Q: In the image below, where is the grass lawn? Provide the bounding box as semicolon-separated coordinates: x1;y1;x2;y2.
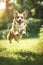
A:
0;38;43;65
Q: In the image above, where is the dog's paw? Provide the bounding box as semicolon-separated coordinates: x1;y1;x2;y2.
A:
10;41;12;43
22;31;26;35
14;31;19;36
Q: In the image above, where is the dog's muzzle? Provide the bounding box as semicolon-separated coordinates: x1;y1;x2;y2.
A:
18;19;22;25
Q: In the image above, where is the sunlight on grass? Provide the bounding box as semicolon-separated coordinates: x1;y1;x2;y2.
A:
0;38;43;65
0;38;39;53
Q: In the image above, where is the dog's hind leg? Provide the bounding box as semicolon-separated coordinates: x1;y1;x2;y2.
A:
7;32;12;43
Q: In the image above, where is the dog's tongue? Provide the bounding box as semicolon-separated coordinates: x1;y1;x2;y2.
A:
19;21;21;25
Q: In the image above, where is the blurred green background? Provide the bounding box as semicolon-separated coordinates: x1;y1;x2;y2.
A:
0;0;43;65
0;0;43;39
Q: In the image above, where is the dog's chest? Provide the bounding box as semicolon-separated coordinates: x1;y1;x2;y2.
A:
18;23;24;32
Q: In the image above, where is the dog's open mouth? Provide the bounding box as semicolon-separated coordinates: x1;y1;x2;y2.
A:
18;20;22;25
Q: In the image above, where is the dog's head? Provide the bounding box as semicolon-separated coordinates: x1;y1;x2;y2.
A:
13;9;28;25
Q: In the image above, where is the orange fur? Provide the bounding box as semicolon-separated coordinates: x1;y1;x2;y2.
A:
7;9;28;43
7;28;22;43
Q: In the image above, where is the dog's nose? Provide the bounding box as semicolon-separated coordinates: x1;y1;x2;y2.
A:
18;19;22;25
19;19;21;22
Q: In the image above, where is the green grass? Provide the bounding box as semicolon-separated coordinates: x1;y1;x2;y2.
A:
0;38;43;65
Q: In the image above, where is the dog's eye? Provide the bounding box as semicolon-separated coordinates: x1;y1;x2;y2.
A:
17;16;19;18
21;17;23;19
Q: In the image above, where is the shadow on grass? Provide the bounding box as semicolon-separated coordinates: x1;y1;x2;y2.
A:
0;51;43;65
0;48;7;52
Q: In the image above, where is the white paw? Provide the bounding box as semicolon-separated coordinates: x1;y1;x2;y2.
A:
14;31;19;35
22;31;26;35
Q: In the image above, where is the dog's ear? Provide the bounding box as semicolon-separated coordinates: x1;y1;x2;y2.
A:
22;10;28;19
13;9;18;17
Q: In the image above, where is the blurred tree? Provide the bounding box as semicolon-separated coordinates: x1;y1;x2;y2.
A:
16;0;43;19
4;0;10;17
0;0;11;18
26;18;41;37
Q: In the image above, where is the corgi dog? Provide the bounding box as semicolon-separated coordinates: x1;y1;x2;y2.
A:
7;9;28;43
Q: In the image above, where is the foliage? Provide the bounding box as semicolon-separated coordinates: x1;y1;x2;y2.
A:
26;18;41;37
0;13;13;30
39;25;43;41
0;31;3;39
0;30;8;39
0;18;8;30
16;0;43;18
